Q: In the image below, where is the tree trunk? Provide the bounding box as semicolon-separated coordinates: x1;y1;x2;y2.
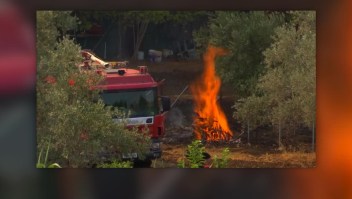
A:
312;120;315;151
247;120;250;145
132;25;136;57
117;20;122;58
293;123;296;136
104;42;107;59
278;120;281;148
132;21;149;60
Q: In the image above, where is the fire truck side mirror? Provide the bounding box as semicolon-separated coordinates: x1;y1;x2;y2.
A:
161;96;171;112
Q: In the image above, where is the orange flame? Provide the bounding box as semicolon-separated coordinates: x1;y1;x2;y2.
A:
190;46;233;141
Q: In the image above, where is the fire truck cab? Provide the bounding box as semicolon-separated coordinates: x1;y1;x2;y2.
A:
81;50;170;161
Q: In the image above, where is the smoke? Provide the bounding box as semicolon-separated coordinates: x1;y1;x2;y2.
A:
165;107;185;128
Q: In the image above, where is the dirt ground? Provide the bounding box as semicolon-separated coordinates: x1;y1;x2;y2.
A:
153;143;316;168
129;59;316;168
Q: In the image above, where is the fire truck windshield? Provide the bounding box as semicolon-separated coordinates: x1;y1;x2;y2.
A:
100;88;159;117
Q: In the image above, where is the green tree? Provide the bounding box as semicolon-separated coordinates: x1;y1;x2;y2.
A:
36;11;150;167
234;11;316;148
193;11;285;98
234;94;270;144
262;11;315;147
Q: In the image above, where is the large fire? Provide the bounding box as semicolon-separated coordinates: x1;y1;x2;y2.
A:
190;46;233;141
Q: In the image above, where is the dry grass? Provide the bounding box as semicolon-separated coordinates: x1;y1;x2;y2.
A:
153;143;316;168
228;151;316;168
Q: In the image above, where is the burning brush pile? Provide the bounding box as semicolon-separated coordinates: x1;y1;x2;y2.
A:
190;46;234;142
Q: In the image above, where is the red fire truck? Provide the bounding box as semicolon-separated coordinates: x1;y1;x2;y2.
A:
80;50;170;162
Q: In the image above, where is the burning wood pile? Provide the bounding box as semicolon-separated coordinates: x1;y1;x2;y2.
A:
190;46;234;142
193;116;233;142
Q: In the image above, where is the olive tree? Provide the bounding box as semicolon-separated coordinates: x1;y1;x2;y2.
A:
36;11;150;167
262;11;316;148
194;11;285;98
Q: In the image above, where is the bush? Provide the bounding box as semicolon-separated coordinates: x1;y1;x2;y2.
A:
37;140;61;168
212;147;230;168
97;160;133;168
177;140;208;168
36;11;151;168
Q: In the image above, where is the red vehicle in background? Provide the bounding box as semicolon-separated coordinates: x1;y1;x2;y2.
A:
80;50;170;162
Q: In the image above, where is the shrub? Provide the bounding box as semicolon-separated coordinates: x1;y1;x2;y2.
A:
178;140;208;168
97;160;133;168
212;147;230;168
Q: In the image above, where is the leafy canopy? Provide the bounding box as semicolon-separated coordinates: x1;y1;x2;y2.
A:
36;11;150;168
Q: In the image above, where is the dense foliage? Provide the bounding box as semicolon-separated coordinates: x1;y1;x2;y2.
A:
194;11;285;97
36;11;150;168
234;11;316;147
177;140;206;168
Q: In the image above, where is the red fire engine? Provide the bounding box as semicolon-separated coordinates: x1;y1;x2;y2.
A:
80;50;170;161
